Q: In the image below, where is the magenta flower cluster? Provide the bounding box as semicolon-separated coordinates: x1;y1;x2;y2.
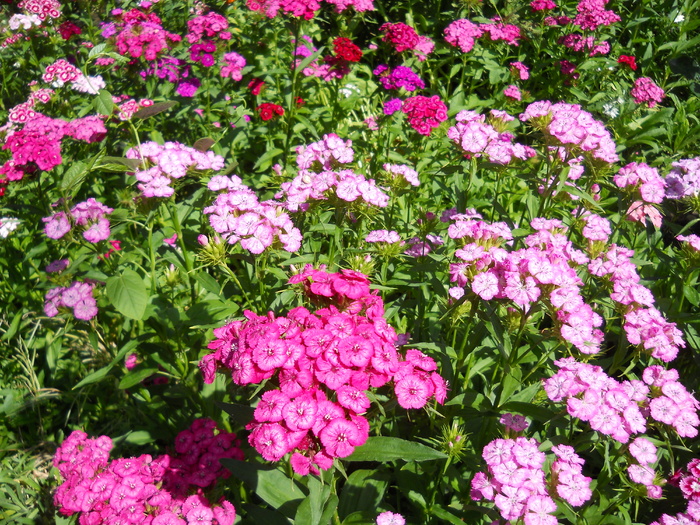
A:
199;268;446;474
559;34;610;57
44;281;98;321
631;77;666;108
1;114;106;180
125;141;225;198
373;65;425;92
471;436;592;523
112;9;182;60
651;459;700;524
665;157;700;199
447;109;536;164
277;134;389;211
53;419;241;524
574;0;621;30
520;100;619;163
43;197;113;243
545;358;700;441
614;162;665;228
205;174;302;254
246;0;373;20
220;52;246;81
185;12;231;44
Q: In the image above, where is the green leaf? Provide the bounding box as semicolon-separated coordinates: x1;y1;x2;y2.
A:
94;89;114;116
106;269;150;320
72;336;149;390
215;401;256;425
220;459;305;517
338;469;389;520
118;367;158;390
345;437;446;462
100;156;142;170
60;160;88;194
133;101;177;119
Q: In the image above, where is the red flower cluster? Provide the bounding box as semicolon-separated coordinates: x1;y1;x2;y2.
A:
401;95;448;136
258;102;285;121
617;55;638;70
248;78;265;95
333;37;362;62
57;21;82;40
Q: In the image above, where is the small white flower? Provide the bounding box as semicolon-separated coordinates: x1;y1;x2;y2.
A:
0;218;20;238
339;83;360;98
602;102;620;118
674;13;685;23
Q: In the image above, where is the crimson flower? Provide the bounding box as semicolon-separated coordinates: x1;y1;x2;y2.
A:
258;103;285;121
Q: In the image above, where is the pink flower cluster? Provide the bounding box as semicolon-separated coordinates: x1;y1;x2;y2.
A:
115;97;154;120
520;100;619;163
444;18;521;54
199;268;446;474
17;0;61;20
185;12;231;44
380;22;434;61
277;134;389;211
651;459;700;524
471;437;592;522
365;230;401;243
444;19;483;53
43;198;113;243
373;65;425;92
545;359;700;441
678;234;700;252
480;19;522;46
448;110;535;165
404;234;443;257
112;10;182;60
531;0;557;10
44;281;98;321
665;157;700;199
1;115;106;180
589;244;685;361
323;0;374;12
42;58;82;86
204;174;302;254
52;419;241;524
383;163;420;187
614;162;665;228
125;141;225;198
220;52;246;81
626;437;662;498
574;0;621;30
401;95;448;136
8;88;54;123
631;77;666;108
